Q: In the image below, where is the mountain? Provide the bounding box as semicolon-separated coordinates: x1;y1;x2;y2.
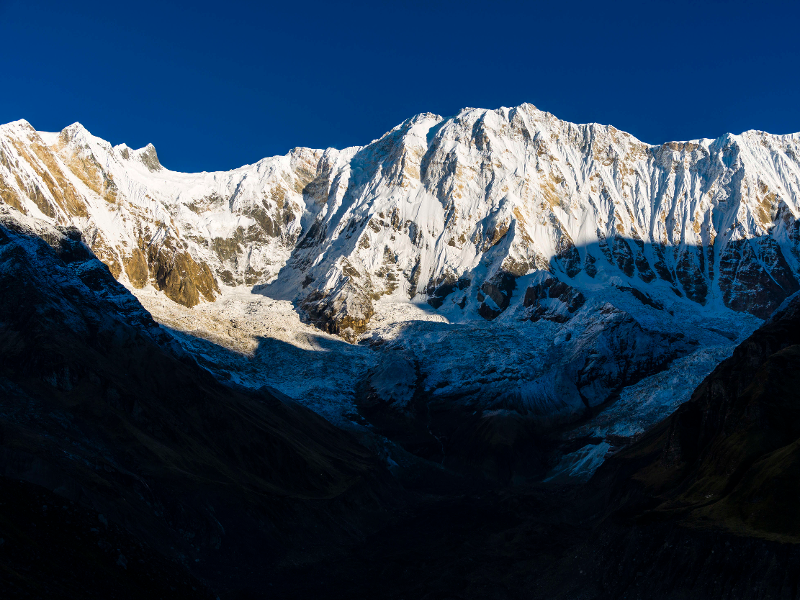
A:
4;106;800;597
3;106;800;328
1;106;799;481
0;212;394;596
525;289;800;600
596;289;800;541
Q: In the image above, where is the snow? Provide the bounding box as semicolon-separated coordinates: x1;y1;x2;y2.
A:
131;285;377;430
6;105;800;317
37;131;59;145
545;442;611;483
574;347;738;440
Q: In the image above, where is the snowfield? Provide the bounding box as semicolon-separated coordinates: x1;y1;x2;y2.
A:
133;285;377;430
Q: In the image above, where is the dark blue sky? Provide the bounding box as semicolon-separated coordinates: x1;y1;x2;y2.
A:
2;0;798;172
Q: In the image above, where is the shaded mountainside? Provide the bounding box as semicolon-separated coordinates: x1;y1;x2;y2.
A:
594;290;800;541
0;217;396;597
258;292;800;600
355;295;699;483
512;289;800;600
0;478;214;600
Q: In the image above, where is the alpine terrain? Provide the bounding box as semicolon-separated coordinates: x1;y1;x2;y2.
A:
2;104;800;598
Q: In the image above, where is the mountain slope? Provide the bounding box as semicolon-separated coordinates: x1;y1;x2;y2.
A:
0;211;394;595
595;289;800;540
257;291;800;600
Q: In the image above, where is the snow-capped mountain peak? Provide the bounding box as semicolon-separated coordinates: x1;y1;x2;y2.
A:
1;105;799;337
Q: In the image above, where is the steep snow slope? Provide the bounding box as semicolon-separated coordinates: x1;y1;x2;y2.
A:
263;106;800;336
1;105;798;479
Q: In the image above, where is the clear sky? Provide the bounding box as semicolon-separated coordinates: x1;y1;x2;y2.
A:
1;0;798;172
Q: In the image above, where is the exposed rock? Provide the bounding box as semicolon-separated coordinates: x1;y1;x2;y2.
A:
651;245;674;283
426;279;456;309
138;144;162;172
612;237;635;277
584;252;598;277
477;302;501;320
300;286;374;342
123;248;149;288
631;239;656;282
597;232;614;265
211;235;241;264
675;246;708;305
86;231;122;279
718;237;798;318
148;246;219;308
615;285;665;310
478;271;517;319
554;232;582;278
523;274;586;323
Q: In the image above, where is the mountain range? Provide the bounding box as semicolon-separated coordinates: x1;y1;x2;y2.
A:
2;106;800;598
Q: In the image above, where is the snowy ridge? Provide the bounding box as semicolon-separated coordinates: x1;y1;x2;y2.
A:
2;105;799;331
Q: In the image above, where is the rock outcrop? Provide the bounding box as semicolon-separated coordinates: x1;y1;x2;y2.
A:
522;274;586;322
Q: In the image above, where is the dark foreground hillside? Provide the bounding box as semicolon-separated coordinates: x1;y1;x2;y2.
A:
0;219;396;597
2;217;800;599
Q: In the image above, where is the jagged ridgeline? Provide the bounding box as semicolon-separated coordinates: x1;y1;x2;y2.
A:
2;104;800;339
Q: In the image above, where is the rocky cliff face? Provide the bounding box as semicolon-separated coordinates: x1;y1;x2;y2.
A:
1;105;799;331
